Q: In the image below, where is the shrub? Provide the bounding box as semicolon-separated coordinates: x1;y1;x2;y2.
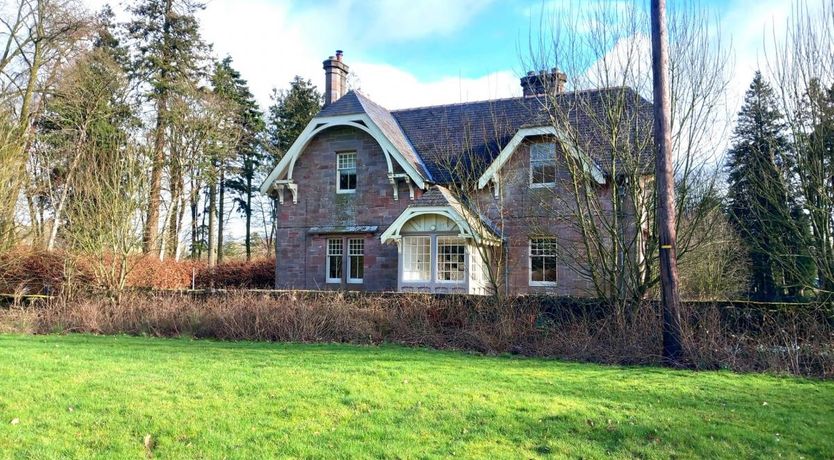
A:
13;291;832;378
128;256;199;290
0;248;93;298
194;258;274;289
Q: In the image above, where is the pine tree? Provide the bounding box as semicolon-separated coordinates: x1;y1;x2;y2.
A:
211;57;264;261
726;72;814;300
265;76;322;157
126;0;209;255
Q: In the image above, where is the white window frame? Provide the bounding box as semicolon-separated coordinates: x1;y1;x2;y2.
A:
336;151;357;194
402;236;432;282
436;237;466;283
326;238;343;283
529;237;558;286
347;238;364;284
529;142;558;188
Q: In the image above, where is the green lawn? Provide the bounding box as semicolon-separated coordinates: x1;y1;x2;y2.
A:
0;335;831;459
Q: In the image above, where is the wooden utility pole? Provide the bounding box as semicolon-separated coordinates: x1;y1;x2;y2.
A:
650;0;684;365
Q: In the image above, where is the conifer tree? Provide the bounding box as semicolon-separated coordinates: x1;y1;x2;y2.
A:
211;57;264;261
726;72;814;300
265;76;322;157
126;0;208;255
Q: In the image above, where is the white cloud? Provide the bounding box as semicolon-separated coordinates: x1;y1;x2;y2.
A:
348;63;518;109
79;0;512;112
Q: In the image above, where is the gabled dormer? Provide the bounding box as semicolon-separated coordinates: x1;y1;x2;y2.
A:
260;51;431;205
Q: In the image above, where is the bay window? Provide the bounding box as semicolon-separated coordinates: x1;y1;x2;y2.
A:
401;235;467;285
437;237;465;282
402;236;431;281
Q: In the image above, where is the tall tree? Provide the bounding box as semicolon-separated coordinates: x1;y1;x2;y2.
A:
213;57;264;261
126;0;208;255
802;81;834;295
265;76;321;157
766;1;834;299
726;72;813;300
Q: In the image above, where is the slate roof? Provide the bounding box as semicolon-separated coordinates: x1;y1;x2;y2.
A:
319;91;432;181
316;87;653;185
408;187;455;208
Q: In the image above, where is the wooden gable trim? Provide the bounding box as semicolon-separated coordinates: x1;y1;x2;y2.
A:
259;113;428;199
476;126;606;192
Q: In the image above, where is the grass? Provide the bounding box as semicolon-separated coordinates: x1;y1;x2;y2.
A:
0;335;832;459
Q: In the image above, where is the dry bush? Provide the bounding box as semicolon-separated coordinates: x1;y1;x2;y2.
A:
6;291;830;378
0;247;278;295
683;302;834;377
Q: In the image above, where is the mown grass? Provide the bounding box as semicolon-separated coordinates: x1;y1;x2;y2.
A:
0;334;831;459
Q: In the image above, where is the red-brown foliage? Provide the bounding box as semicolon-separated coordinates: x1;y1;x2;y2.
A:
194;258;274;289
128;256;201;290
0;248;93;296
1;247;276;292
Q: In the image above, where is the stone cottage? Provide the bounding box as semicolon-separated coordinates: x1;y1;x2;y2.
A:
261;51;653;296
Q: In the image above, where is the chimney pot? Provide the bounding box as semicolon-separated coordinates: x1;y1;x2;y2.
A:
521;68;568;97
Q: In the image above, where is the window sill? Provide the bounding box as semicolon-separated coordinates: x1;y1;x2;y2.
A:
529;183;556;189
336;190;356;194
529;281;558;287
347;279;363;284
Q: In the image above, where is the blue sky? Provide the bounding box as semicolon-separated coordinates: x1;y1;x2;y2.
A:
84;0;815;112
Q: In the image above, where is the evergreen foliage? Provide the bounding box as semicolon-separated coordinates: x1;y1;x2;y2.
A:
725;72;815;300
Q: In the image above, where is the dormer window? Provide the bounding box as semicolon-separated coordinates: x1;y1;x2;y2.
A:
530;142;558;187
337;152;357;193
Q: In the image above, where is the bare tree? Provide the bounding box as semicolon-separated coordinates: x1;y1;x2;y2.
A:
63;138;146;302
767;0;834;298
0;0;89;251
521;1;731;311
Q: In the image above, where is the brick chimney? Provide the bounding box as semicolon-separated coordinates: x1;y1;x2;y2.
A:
520;69;567;97
323;50;349;107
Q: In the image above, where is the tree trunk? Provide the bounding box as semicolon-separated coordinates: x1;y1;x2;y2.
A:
245;174;252;261
166;160;183;260
651;0;684;366
207;178;217;267
142;0;173;255
217;167;225;264
46;132;87;250
190;190;198;259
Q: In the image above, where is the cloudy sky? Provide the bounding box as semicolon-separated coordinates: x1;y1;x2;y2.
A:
81;0;816;113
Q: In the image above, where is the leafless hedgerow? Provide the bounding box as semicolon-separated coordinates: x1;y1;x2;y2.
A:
7;291;830;378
